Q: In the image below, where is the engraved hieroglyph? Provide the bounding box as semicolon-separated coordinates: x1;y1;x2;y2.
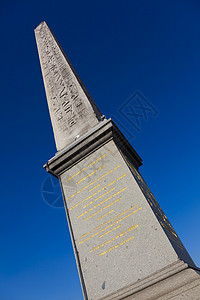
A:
35;22;102;151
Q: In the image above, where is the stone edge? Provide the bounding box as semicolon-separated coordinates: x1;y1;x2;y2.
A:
99;260;189;300
44;118;142;176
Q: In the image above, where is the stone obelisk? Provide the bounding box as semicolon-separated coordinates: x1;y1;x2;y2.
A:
35;22;200;300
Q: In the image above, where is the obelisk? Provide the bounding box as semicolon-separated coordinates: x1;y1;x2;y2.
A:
35;22;200;300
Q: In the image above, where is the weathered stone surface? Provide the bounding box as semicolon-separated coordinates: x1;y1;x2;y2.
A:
35;21;102;151
110;266;200;300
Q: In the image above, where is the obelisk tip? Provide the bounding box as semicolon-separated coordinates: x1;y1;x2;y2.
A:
34;21;48;32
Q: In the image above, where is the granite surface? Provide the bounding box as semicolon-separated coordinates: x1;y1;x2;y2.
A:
35;22;102;151
60;140;193;300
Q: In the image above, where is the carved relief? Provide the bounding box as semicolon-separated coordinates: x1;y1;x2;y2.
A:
36;24;87;134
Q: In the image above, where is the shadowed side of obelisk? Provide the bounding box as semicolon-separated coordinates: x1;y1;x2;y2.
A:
35;21;102;151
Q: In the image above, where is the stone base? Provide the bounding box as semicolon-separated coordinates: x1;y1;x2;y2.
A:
100;261;200;300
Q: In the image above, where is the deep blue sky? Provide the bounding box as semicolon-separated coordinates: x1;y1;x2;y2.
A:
1;0;200;299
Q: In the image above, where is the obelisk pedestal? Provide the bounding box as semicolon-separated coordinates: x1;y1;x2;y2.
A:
35;22;200;300
44;118;200;300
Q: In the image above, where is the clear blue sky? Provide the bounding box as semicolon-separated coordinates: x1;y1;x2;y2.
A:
1;0;200;299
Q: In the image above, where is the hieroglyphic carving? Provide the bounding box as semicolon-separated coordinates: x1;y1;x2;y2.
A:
36;23;87;134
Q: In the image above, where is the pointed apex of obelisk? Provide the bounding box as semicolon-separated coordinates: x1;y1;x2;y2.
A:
34;20;46;30
35;22;103;151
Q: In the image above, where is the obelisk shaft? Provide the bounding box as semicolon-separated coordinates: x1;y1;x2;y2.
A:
35;22;102;151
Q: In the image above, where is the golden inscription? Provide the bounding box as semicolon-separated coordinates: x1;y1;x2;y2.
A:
78;206;141;245
96;210;114;221
76;188;127;219
64;148;143;259
120;150;185;252
65;153;107;182
99;235;135;257
69;173;126;211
